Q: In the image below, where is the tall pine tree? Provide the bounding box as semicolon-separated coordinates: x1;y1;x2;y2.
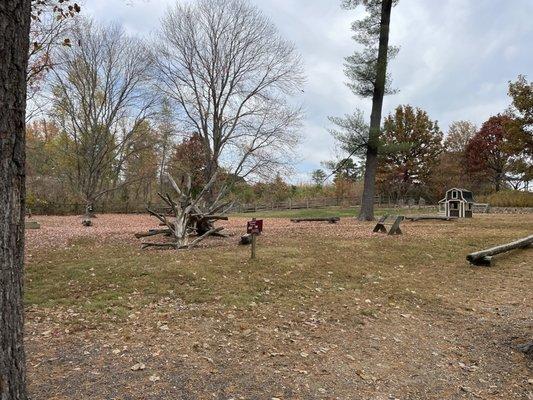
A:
337;0;398;220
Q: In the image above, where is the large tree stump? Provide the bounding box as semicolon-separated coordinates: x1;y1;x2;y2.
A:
137;173;231;250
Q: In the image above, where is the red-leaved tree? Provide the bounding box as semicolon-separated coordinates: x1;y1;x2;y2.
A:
465;115;517;192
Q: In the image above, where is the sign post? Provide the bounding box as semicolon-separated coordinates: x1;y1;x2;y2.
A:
246;218;263;260
251;232;257;259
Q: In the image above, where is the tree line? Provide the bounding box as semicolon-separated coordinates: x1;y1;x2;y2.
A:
314;80;532;204
25;0;304;214
27;76;532;213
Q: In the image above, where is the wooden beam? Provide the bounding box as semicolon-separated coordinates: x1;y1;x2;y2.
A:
466;235;533;266
290;217;340;223
405;215;457;221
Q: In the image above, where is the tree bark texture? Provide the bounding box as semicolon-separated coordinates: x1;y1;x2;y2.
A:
0;1;31;399
358;0;393;221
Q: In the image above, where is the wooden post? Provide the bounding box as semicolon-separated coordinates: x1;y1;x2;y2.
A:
251;232;257;259
250;217;257;259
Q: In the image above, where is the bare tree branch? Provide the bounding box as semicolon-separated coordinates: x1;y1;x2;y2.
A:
48;19;155;215
154;0;304;199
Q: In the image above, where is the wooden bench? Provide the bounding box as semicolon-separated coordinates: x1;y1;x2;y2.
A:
372;214;404;235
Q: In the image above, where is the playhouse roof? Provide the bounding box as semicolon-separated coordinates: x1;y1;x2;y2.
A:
439;188;475;203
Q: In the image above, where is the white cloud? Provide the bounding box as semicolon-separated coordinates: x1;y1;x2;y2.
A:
81;0;533;182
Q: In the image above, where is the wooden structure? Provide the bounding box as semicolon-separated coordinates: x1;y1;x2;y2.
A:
290;217;340;224
247;219;263;259
466;234;533;266
136;173;230;250
373;215;404;235
240;234;252;245
405;215;457;221
438;188;475;218
81;218;92;227
25;220;40;229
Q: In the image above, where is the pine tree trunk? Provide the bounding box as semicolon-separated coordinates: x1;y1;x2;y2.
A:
358;0;393;221
0;1;31;399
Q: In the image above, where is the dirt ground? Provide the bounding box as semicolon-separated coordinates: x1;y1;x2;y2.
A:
24;213;533;399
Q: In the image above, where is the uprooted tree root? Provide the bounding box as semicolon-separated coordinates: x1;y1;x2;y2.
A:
136;173;231;250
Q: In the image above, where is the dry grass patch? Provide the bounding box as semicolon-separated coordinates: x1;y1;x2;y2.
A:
24;213;533;399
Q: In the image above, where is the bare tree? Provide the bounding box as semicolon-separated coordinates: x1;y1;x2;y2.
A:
26;1;80;111
49;20;154;218
1;1;31;398
154;0;304;201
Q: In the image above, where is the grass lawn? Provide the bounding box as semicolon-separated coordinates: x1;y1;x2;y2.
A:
24;212;533;399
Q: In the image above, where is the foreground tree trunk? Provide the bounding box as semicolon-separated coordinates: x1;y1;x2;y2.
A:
0;1;32;399
358;0;393;221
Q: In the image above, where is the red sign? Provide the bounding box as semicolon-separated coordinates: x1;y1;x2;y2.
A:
247;219;263;234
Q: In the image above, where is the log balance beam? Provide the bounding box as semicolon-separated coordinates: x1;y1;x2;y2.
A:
466;234;533;266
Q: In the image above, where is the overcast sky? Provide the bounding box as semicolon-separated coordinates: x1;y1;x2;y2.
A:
83;0;533;183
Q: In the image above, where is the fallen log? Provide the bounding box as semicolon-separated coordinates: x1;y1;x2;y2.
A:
466;234;533;266
135;228;172;239
405;215;457;221
290;217;340;224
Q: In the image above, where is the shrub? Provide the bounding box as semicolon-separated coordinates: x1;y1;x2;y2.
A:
477;190;533;207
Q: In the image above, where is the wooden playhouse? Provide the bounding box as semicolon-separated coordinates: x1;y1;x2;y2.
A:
438;188;475;218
